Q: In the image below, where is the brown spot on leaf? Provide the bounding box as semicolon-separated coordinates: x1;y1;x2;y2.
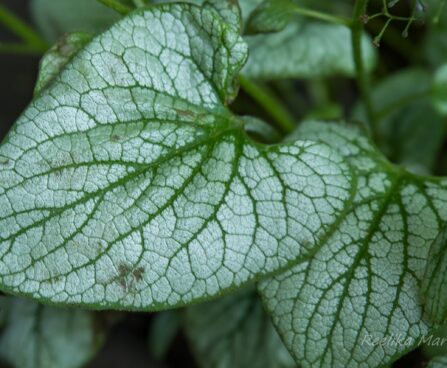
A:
118;263;131;276
43;157;70;178
45;274;63;284
118;278;126;289
133;267;145;281
54;35;78;57
111;134;121;142
301;240;312;250
116;264;144;291
117;264;131;289
174;108;195;117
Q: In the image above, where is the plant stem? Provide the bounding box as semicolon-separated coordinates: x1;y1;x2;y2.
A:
366;17;417;60
351;0;378;140
433;0;446;24
0;4;48;53
97;0;132;15
239;76;296;134
291;5;352;27
0;42;45;55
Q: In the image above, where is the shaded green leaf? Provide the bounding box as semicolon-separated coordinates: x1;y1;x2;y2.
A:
433;64;447;116
31;0;121;42
422;325;447;359
425;0;447;67
0;296;8;327
246;0;296;34
380;103;445;175
184;288;296;368
0;298;102;368
423;224;447;324
242;22;376;80
0;4;352;310
353;68;446;175
148;310;181;361
427;355;447;368
238;0;264;24
359;69;433;118
259;121;447;368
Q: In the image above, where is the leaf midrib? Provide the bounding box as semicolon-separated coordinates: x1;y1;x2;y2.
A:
312;173;402;364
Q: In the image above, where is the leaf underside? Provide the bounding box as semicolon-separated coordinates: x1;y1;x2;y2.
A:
184;288;296;368
423;224;447;324
428;355;447;368
353;68;446;175
259;122;447;368
0;297;99;368
0;4;352;311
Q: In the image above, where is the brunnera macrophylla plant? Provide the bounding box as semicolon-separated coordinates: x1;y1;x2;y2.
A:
0;0;446;367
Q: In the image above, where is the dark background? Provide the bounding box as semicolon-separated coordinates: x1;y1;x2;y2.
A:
0;1;442;367
0;1;39;140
